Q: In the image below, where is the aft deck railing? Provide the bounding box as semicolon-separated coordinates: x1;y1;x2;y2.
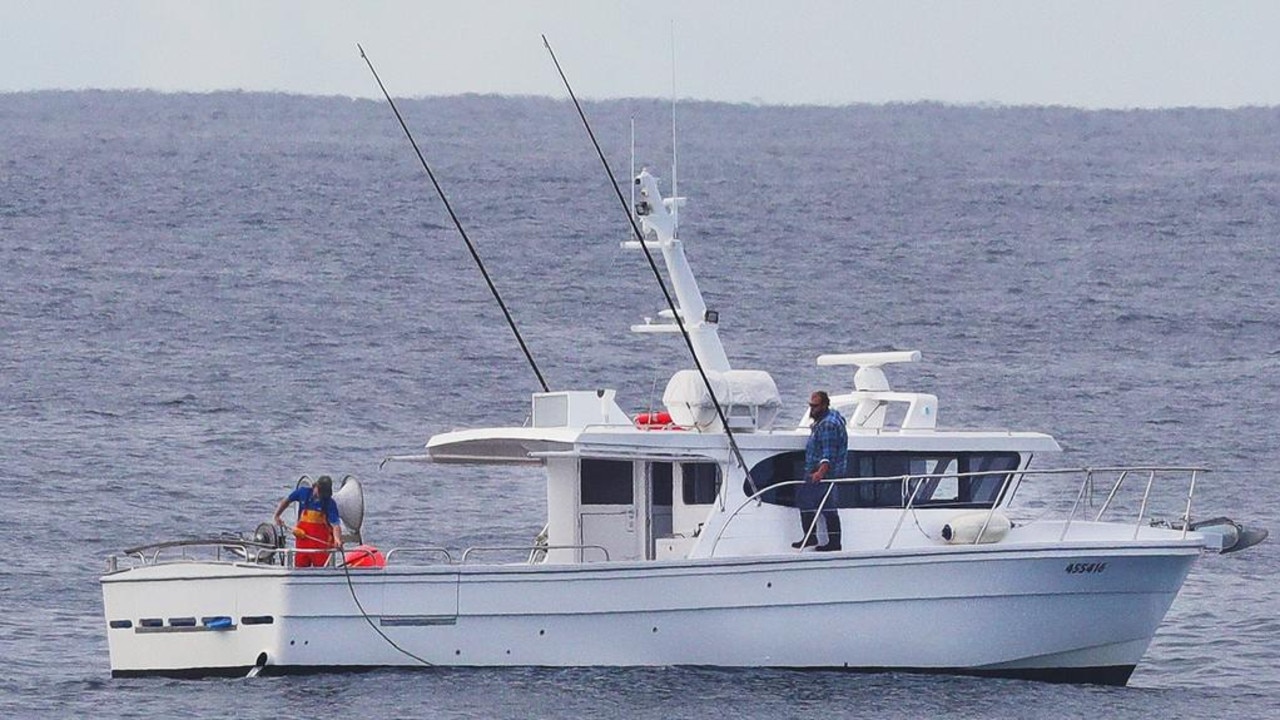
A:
108;539;610;571
709;465;1209;556
382;547;455;564
117;537;283;568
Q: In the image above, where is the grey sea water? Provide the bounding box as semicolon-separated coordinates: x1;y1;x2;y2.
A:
1;91;1278;718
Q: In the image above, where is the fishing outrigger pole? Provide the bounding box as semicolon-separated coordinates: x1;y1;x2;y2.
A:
358;44;550;393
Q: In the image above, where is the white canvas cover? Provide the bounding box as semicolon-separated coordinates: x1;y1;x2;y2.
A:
663;369;782;430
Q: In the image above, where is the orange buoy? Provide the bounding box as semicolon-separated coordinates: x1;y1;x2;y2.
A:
343;545;386;568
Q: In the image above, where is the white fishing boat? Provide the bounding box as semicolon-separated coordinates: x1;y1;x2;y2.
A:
100;164;1266;684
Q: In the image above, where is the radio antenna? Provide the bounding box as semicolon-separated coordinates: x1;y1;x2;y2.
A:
630;117;637;225
670;22;679;237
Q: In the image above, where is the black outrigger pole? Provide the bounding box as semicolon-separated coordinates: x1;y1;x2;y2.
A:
358;44;550;393
541;36;758;495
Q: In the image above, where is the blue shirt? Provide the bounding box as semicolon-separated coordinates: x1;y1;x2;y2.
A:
805;408;848;476
287;486;340;525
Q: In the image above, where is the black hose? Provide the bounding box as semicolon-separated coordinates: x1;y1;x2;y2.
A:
339;549;436;667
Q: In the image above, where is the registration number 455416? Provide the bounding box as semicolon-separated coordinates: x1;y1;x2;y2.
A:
1065;562;1108;574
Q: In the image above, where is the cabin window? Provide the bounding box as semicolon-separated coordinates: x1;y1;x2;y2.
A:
904;456;960;504
580;459;634;505
966;453;1022;504
745;453;805;506
746;451;1021;509
651;462;673;507
682;463;721;505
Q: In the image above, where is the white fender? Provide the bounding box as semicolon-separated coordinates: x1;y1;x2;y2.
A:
941;510;1011;544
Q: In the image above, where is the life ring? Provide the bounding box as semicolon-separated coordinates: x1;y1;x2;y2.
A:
635;411;682;430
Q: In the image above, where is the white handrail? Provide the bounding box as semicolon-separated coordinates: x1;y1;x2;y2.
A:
111;466;1210;570
460;545;610;564
382;547;454;564
711;465;1209;556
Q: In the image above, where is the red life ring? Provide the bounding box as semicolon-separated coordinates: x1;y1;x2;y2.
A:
635;411;681;429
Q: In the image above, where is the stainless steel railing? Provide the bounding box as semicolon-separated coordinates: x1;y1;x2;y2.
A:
109;539;611;570
108;465;1208;572
709;465;1208;556
461;545;610;564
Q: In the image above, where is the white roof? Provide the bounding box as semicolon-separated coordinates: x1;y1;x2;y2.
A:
424;422;1060;466
426;426;580;465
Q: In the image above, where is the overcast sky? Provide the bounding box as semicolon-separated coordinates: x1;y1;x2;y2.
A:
5;0;1279;108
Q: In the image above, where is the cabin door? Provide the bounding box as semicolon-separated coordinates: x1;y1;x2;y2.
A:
579;511;635;562
578;459;639;562
647;462;674;560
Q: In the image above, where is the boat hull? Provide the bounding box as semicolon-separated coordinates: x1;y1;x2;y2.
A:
101;542;1199;684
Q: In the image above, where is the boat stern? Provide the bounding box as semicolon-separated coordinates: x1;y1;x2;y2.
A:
101;562;287;678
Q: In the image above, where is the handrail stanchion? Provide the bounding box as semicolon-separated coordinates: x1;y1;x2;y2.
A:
1059;468;1093;542
528;523;550;564
1094;470;1129;522
975;470;1016;544
799;482;836;549
1001;468;1029;507
886;475;923;549
1182;469;1199;540
1133;469;1157;540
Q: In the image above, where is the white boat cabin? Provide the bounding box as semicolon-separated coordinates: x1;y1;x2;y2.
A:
425;365;1060;565
423;168;1059;565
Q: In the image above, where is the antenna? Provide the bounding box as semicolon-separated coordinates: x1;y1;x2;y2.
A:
670;21;678;238
630;116;636;225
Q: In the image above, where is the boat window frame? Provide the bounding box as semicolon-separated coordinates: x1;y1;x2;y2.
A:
745;450;1023;509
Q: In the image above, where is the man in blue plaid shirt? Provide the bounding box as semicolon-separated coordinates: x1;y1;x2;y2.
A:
792;390;846;551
